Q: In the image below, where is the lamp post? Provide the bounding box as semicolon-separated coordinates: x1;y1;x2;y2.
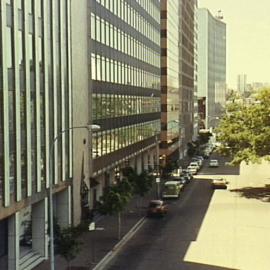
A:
49;124;100;270
155;132;160;199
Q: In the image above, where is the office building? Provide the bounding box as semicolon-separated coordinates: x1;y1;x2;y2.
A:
197;8;226;128
237;74;247;93
0;1;90;269
160;0;197;164
90;0;161;207
179;0;197;155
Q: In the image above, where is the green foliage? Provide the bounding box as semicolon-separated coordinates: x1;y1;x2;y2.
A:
123;167;153;197
97;179;133;215
56;226;82;266
198;132;212;145
216;88;270;164
97;167;154;215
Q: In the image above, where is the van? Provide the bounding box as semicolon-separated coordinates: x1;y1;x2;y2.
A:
162;181;182;199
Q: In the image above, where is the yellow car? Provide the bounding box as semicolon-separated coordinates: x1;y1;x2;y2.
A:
212;178;228;189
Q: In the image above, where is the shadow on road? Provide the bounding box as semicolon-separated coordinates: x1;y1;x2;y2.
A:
230;184;270;202
107;178;238;270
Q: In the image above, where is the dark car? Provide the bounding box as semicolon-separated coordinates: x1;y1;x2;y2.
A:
147;200;168;217
181;170;193;181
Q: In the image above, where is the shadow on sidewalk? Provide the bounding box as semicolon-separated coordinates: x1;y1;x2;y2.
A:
230;184;270;202
35;189;157;270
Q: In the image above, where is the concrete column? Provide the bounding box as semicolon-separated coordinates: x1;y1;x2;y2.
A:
32;198;48;258
149;150;155;170
136;154;142;175
96;175;104;201
129;157;136;170
71;0;90;226
56;187;71;228
8;213;19;270
143;152;148;171
109;169;115;185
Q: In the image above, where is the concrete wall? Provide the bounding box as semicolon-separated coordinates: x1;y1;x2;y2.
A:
240;160;270;186
70;0;91;225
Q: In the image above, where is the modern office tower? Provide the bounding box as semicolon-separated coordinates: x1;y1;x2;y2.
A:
197;8;226;129
0;1;89;269
179;0;197;156
90;0;161;207
160;0;197;164
193;1;199;140
237;74;247;93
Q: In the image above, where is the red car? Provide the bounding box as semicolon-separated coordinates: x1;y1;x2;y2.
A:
147;200;168;217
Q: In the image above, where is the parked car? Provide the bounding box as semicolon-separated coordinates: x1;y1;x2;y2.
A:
170;167;183;177
191;158;202;167
212;178;228;189
169;176;188;188
209;159;219;167
189;162;200;171
162;181;182;199
181;170;193;181
147;200;168;217
194;155;204;161
187;166;197;175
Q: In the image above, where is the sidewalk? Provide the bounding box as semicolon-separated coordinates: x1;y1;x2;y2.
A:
35;189;156;270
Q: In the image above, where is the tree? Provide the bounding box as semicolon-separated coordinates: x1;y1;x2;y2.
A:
97;179;133;239
216;88;270;164
122;167;153;197
56;227;82;270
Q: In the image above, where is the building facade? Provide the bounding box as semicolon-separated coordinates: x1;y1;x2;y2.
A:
179;0;197;155
89;0;161;207
197;8;226;129
237;74;247;93
0;1;90;269
160;0;197;164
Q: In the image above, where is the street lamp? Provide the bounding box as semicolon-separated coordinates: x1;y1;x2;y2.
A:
155;132;160;199
49;124;100;270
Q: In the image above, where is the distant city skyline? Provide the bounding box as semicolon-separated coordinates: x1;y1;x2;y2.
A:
199;0;270;89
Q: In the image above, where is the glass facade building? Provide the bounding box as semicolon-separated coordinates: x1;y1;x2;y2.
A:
90;0;161;176
197;8;226;128
179;0;197;154
0;1;74;269
160;0;197;163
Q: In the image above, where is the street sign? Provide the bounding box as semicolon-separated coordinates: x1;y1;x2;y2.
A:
88;222;96;231
156;177;160;183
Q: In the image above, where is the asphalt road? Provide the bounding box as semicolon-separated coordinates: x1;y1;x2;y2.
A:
105;155;238;270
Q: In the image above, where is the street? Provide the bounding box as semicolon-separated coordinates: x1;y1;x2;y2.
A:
105;154;270;270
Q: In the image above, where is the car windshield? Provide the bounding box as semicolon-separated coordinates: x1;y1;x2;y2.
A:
149;202;161;207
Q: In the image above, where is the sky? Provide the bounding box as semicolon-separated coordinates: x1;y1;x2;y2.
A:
199;0;270;89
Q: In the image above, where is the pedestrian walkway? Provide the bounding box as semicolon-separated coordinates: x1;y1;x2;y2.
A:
35;189;156;270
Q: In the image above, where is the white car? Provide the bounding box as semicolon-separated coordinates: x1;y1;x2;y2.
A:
209;159;219;167
191;158;202;167
189;162;200;170
187;166;197;175
212;178;228;189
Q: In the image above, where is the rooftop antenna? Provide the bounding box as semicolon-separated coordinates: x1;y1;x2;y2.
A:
216;10;224;20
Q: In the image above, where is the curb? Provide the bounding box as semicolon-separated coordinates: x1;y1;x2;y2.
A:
92;216;146;270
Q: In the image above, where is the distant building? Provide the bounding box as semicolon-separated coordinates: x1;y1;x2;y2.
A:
237;74;247;93
160;0;197;164
197;8;226;128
